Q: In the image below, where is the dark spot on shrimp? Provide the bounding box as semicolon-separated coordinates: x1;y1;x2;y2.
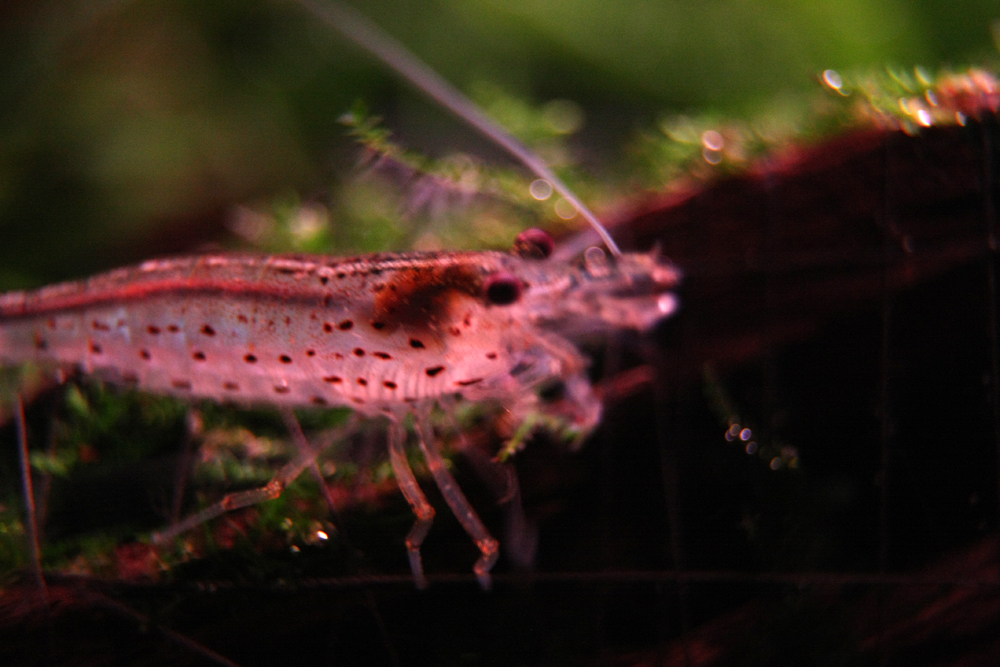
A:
383;380;397;389
193;351;206;361
354;348;365;357
140;349;151;360
351;398;365;405
323;375;343;384
373;352;392;360
223;381;239;391
274;385;290;394
486;352;498;360
201;324;216;336
244;354;258;363
147;325;161;335
92;320;110;331
456;378;483;387
338;320;354;330
172;379;192;390
425;366;445;377
33;333;47;350
167;325;180;333
448;326;461;336
334;352;344;360
319;276;329;285
89;342;102;354
371;321;386;330
485;272;523;305
336;271;346;280
306;349;316;357
237;314;248;323
312;396;327;405
46;319;56;329
279;355;292;364
410;338;425;349
323;322;334;333
357;378;368;386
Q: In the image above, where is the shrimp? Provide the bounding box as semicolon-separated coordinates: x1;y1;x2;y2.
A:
1;235;679;588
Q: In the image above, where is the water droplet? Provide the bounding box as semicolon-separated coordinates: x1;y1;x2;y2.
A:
554;198;577;220
745;441;758;455
703;148;722;165
822;69;843;91
739;428;752;441
529;179;553;200
701;130;724;151
916;108;932;127
316;530;329;541
769;457;781;471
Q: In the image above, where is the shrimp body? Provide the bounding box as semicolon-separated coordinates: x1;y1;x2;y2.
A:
0;247;679;428
1;241;680;587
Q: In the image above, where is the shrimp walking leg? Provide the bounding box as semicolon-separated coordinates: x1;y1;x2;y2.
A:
415;411;499;590
14;395;48;604
387;417;435;589
151;412;335;546
169;408;203;525
279;407;344;517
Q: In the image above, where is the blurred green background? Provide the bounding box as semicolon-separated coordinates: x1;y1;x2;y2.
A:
0;0;997;285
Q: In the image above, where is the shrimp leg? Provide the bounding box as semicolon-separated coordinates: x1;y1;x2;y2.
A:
415;411;499;590
151;412;336;546
387;417;435;589
14;394;48;604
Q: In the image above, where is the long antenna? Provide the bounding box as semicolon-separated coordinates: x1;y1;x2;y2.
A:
295;0;622;257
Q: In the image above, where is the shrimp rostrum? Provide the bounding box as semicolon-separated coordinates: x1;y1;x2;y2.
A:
0;230;680;588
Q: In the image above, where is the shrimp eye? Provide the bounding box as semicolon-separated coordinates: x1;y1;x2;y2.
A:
513;228;555;259
484;272;523;305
